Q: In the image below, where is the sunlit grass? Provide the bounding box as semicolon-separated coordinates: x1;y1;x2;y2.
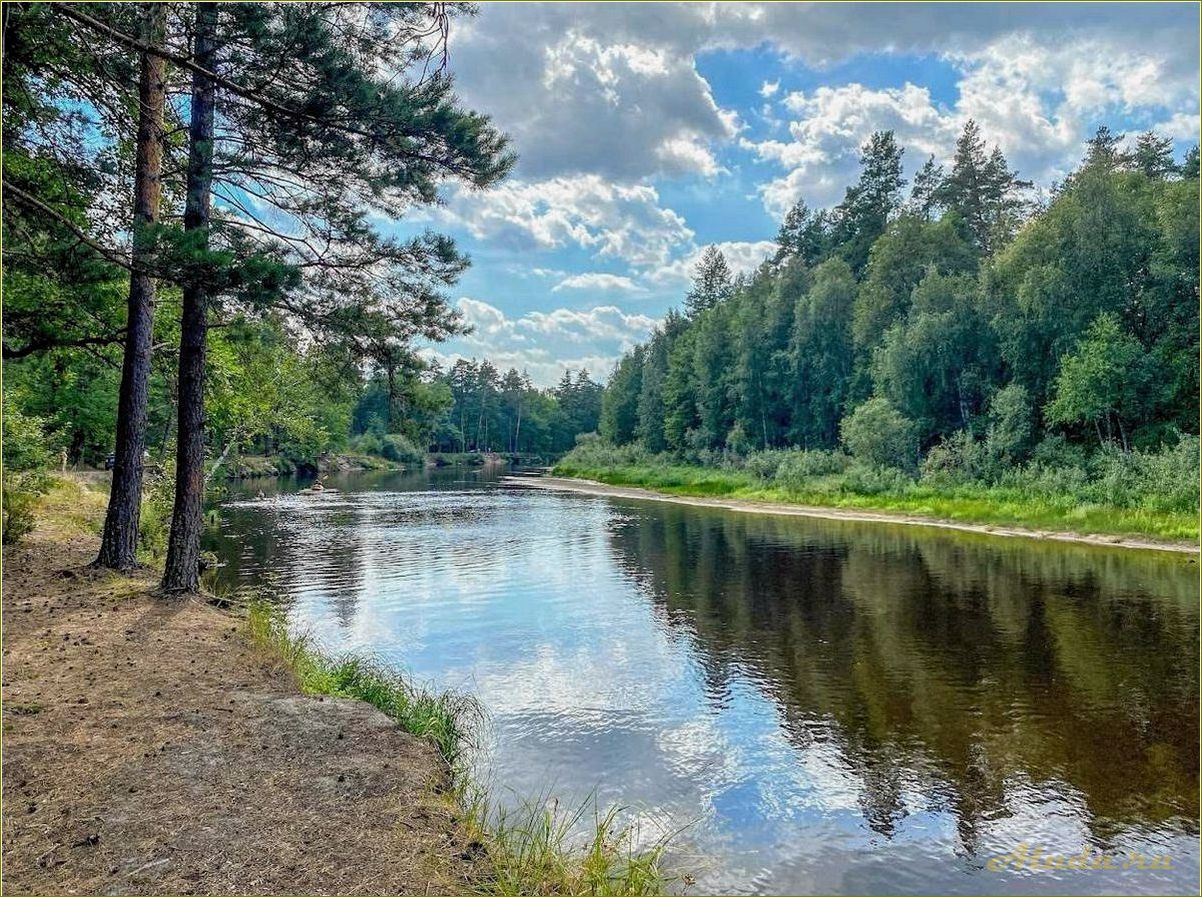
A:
459;784;678;896
554;462;1199;542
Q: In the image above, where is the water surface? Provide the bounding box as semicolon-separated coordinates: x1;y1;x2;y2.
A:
208;468;1199;895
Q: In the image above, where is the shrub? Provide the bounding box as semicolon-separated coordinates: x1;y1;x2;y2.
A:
350;432;383;456
840;397;918;472
379;433;424;465
986;384;1033;464
557;439;649;471
742;449;792;481
1029;434;1088;470
774;449;852;489
138;463;175;560
1091;435;1200;513
921;430;995;485
2;482;38;544
840;461;912;495
2;394;54;472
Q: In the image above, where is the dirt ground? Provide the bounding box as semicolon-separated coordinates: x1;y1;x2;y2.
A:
1;486;477;895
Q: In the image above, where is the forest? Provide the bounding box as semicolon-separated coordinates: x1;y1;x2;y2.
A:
562;122;1201;539
1;2;556;591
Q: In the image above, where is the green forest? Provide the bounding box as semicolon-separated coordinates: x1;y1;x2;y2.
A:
561;123;1200;540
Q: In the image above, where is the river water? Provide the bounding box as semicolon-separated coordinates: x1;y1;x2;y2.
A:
207;467;1199;895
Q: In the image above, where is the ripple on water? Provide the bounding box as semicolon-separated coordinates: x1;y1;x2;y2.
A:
208;470;1201;896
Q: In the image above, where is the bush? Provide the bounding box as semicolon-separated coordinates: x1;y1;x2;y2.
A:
742;449;792;481
774;449;852;489
839;461;912;495
840;397;918;472
921;430;995;485
379;433;424;465
2;394;54;472
557;439;650;471
2;482;38;544
985;384;1033;464
1029;434;1088;470
1090;435;1200;513
138;463;175;560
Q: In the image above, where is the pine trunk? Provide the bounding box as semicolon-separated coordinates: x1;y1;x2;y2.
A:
162;3;217;594
96;3;167;571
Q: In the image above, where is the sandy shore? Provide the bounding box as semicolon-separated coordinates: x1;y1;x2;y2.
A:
508;475;1200;555
1;480;475;895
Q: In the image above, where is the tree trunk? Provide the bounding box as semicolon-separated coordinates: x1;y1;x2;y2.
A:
96;3;167;571
162;3;217;594
385;356;398;431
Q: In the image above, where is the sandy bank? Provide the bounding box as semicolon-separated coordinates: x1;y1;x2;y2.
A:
508;476;1199;555
1;486;475;894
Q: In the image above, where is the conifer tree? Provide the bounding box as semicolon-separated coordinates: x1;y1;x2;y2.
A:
686;246;734;316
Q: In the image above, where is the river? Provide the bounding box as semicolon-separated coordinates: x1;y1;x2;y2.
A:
207;467;1199;895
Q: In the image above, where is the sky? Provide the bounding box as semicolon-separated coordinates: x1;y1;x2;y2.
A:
401;1;1201;386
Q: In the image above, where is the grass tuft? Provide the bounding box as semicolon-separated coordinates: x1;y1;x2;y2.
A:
459;785;678;896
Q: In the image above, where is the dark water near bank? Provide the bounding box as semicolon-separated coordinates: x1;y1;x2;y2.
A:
208;468;1200;895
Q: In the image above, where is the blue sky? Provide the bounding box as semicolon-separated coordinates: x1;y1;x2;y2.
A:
399;1;1200;385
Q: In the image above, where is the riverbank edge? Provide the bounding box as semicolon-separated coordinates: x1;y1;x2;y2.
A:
518;474;1200;554
0;480;478;893
2;475;675;896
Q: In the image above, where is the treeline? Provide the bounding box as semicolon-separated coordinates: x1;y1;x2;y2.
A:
352;361;601;458
2;3;512;589
598;123;1200;474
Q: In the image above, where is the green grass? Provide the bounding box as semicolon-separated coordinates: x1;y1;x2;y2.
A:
554;461;1199;543
246;602;677;895
247;601;477;768
459;787;678;896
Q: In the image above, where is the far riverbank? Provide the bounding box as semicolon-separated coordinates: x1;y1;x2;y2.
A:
521;474;1199;554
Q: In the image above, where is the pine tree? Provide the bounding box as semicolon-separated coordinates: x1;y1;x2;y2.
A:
162;1;218;593
685;246;734;316
936;121;1027;254
95;2;167;571
1183;146;1201;180
1132;131;1178;179
834;130;906;273
773;200;834;267
1082;125;1131;173
908;154;945;220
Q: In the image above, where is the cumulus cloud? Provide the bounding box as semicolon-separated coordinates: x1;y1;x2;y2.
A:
649;240;777;287
452;3;1196;177
439;176;694;269
747;82;958;213
426;298;660;385
552;272;644;293
760;79;780;98
453;12;739;181
746;29;1199;215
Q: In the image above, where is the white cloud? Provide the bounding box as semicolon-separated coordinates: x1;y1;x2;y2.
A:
439;175;694;269
427;298;660;386
649;240;777;286
746;28;1200;216
747;82;957;213
552;272;644;293
453;16;739;181
1154;111;1202;142
449;2;1197;195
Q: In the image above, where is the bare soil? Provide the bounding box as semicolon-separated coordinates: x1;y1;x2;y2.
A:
1;491;477;895
516;476;1199;554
